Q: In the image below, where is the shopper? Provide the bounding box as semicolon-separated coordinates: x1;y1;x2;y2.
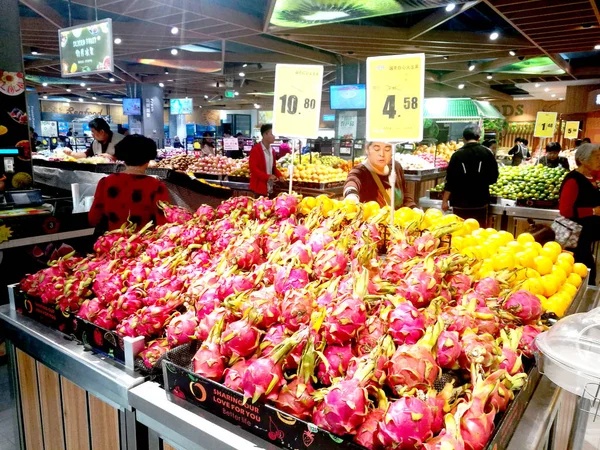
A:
482;139;497;155
249;124;283;197
558;143;600;284
89;135;170;233
539;142;569;170
201;131;215;156
173;136;183;149
344;141;416;208
508;137;527;166
278;138;292;159
583;138;592;144
64;118;123;160
442;124;499;225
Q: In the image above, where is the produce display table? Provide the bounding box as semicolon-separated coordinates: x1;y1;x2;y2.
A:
405;169;447;202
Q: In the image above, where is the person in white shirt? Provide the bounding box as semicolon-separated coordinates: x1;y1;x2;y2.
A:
64;118;123;160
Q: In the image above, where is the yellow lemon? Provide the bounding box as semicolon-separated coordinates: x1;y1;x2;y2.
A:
557;252;575;266
463;218;480;232
543;294;570;317
452;236;465;252
517;232;535;245
541;274;560;297
523;277;544;296
559;284;578;298
523;241;543;255
551;266;567;284
362;201;380;221
497;230;514;245
543;241;563;256
566;272;583;288
536;294;547;304
492;252;516;271
525;268;541;278
506;241;523;253
554;259;572;276
534;256;553;275
516;251;535;269
515;267;527;281
539;247;558;263
572;263;589;278
425;208;443;220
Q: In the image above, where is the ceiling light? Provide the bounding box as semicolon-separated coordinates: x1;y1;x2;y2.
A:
443;56;449;60
109;77;115;82
559;97;564;100
254;103;261;109
168;79;173;82
468;64;475;71
486;75;493;80
595;44;600;50
171;27;179;35
490;32;499;40
32;51;39;55
92;97;97;100
171;49;178;55
165;69;169;74
458;84;465;89
239;72;245;77
159;82;165;87
551;94;556;97
87;87;91;90
185;96;188;99
535;83;540;88
243;63;248;67
302;11;349;21
42;82;48;87
66;99;71;103
80;82;86;87
79;98;84;102
204;95;209;99
544;88;550;92
42;95;47;99
445;3;456;12
199;105;202;108
97;102;101;105
234;91;239;96
114;38;122;44
509;50;516;56
66;88;71;92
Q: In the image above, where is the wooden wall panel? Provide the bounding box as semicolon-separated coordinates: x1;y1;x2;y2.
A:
163;443;178;450
37;362;66;450
61;378;90;450
15;349;44;450
88;394;120;450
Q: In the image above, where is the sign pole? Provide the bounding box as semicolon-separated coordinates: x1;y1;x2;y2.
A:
289;140;296;195
390;142;396;227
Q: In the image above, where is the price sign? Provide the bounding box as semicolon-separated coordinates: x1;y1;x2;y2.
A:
223;138;239;151
273;64;323;138
565;121;580;139
534;112;558;137
366;53;424;142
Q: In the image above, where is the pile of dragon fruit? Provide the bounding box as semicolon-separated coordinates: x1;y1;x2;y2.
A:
20;193;548;450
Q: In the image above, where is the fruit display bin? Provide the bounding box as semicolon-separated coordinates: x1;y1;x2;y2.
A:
515;198;559;209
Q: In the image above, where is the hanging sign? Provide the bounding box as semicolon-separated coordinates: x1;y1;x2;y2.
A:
534;112;558;138
273;64;323;138
58;19;114;78
223;137;239;151
564;121;580;139
366;53;425;142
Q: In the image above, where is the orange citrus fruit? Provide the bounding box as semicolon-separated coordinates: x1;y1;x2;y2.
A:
541;274;560;297
517;233;535;244
572;263;589;278
557;252;575;266
534;256;553;275
566;272;583;288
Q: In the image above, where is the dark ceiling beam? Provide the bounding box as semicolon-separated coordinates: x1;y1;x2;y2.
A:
262;0;277;33
160;0;262;31
589;0;600;24
229;36;338;65
408;1;481;40
484;0;576;79
18;0;66;28
499;0;589;15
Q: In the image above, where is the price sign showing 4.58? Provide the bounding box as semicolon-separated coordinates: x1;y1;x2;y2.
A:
366;53;425;142
534;112;558;138
273;64;323;138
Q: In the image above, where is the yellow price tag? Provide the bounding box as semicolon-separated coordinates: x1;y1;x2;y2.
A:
366;53;424;142
534;112;557;138
273;64;323;138
564;121;580;140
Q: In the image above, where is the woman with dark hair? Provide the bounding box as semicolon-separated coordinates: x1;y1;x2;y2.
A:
201;131;215;156
89;135;169;232
539;142;569;170
65;118;123;160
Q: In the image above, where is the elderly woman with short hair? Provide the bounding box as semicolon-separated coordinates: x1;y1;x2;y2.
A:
559;143;600;284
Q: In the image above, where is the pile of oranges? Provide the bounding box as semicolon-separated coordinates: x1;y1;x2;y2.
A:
285;163;347;184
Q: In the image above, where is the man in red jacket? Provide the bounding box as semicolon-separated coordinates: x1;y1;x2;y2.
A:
250;124;283;196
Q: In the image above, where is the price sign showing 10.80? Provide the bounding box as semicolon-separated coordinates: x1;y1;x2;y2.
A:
366;53;425;142
273;64;323;139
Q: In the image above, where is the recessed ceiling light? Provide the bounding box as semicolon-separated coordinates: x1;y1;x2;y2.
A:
159;82;165;87
551;94;556;97
31;51;38;55
97;102;101;105
243;63;248;67
234;92;239;96
535;83;540;88
79;98;84;102
544;88;550;92
468;64;475;71
490;32;499;40
595;44;600;50
458;84;465;89
92;97;97;100
80;82;86;87
66;88;71;92
254;103;261;109
42;82;48;87
167;79;173;82
87;87;91;90
486;75;493;80
171;49;178;55
443;56;449;60
509;50;516;56
43;95;48;99
559;97;564;100
199;105;202;108
445;3;456;12
114;38;122;44
239;72;245;77
204;95;209;99
109;77;115;82
171;27;179;35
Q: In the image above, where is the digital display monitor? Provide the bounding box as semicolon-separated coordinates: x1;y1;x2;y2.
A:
330;84;366;110
58;18;114;77
170;98;193;115
323;114;335;121
122;98;141;115
0;149;19;155
58;121;69;136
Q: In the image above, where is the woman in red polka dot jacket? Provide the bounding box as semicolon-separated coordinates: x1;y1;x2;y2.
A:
89;134;170;232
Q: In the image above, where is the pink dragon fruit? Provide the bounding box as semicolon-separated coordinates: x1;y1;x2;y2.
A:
388;301;426;346
193;316;226;380
193;288;220;322
323;295;367;345
217;274;254;301
77;298;103;321
93;309;117;330
518;325;542;358
313;248;348;280
281;240;313;266
274;266;309;297
253;197;274;221
259;324;288;356
273;193;298;219
378;396;434;449
317;345;354;386
413;232;441;256
474;306;501;336
139;339;170;369
458;380;497;450
498;329;524;375
355;316;387;356
159;201;193;224
397;264;441;308
474;278;500;299
387;320;443;394
292;224;310;243
502;290;542;324
166;310;198;346
273;378;315;421
220;318;260;363
423;413;465;450
226;238;263;270
242;286;280;329
436;330;461;369
354;389;388;449
442;305;476;336
109;288;144;322
195;204;216;222
448;273;473;299
281;288;315;332
222;358;254;393
463;291;486;307
427;383;455;435
196;307;228;342
307;230;334;254
459;331;500;371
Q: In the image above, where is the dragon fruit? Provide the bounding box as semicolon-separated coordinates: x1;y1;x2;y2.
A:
427;383;455;435
355;315;387;356
159;201;193;224
242;286;280;329
292;223;310;243
502;290;542;324
459;331;500;371
397;262;441;308
436;330;461;369
423;413;465;450
166;310;198;346
317;345;354;385
274;378;315;421
387;320;443;394
388;301;426;346
474;278;500;299
354;389;388;449
518;325;542;358
448;273;473;299
109;288;144;322
195;204;216;222
77;298;103;321
323;295;367;345
259;324;288;356
274;266;309;297
223;358;254;393
281;240;313;266
498;328;524;375
226;238;262;270
196;307;228;342
193;316;226;380
217;274;254;301
378;396;434;449
474;306;500;336
458;379;497;450
93;309;117;330
273;193;298;219
281;288;315;332
313;248;348;280
220;318;260;363
463;291;486;307
139;338;170;369
307;230;334;254
413;232;441;256
442;304;476;337
253;197;274;221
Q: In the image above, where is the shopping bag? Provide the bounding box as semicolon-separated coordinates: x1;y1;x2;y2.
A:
551;216;582;248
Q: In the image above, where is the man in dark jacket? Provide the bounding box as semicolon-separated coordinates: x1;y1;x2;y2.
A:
508;137;529;166
442;124;499;226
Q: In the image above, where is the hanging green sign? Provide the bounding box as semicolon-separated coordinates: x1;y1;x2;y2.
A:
58;19;114;78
